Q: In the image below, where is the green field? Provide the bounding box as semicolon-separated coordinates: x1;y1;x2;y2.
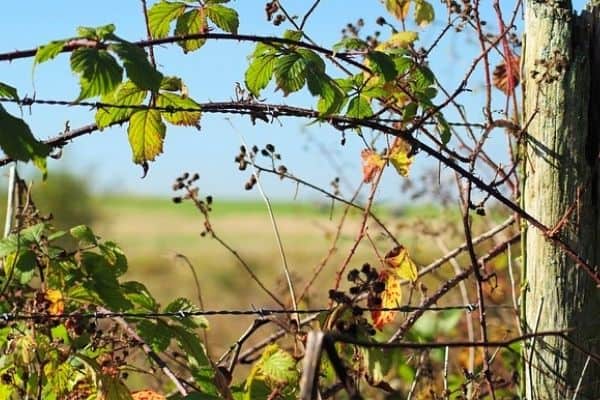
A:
88;195;479;357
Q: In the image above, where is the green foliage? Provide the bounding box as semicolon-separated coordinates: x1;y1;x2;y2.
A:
243;344;298;400
157;92;202;126
0;218;213;399
245;50;277;97
175;8;208;53
70;48;123;100
366;51;398;82
205;3;239;34
346;95;374;119
0;104;50;174
148;1;187;39
33;40;67;65
0;82;18;101
109;41;163;91
149;0;239;53
95;80;147;128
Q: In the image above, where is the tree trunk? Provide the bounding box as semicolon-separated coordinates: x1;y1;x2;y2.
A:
523;1;600;399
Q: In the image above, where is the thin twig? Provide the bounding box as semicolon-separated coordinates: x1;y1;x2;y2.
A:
436;237;475;398
3;163;16;238
571;355;591;400
527;296;544;400
235;125;299;327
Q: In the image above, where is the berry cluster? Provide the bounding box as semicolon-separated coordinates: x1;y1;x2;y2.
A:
327;263;387;337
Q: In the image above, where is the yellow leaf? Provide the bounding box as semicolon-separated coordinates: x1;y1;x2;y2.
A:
131;389;166;400
385;245;418;281
388;137;413;177
370;270;402;330
45;289;65;316
127;109;166;164
385;0;411;22
361;149;385;183
377;31;419;51
414;0;435;27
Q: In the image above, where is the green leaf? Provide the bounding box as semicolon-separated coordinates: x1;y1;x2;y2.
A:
70;48;123;100
0;224;46;257
77;24;116;40
346;95;373;119
70;225;97;246
411;65;435;90
252;42;276;57
274;52;306;95
332;37;369;52
435;113;451;144
0;105;50;173
0;82;18;101
51;324;70;344
76;26;99;39
169;324;209;366
316;83;345;115
175;8;208;53
121;281;157;311
366;51;397;82
363;347;402;384
99;241;128;275
164;297;208;329
298;49;325;76
46;363;78;398
110;41;163;91
403;102;418;122
161;76;184;91
414;0;435;27
206;4;239;34
148;0;187;39
95;81;147;129
34;40;67;66
283;29;303;41
245;53;276;97
127;109;165;164
47;230;67;242
81;252;132;310
137;320;172;352
156;92;202;126
256;344;299;385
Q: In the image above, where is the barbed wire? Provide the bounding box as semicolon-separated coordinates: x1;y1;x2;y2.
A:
0;303;507;323
0;96;486;128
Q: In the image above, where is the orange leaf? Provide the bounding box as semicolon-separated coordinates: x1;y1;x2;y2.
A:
45;289;64;316
131;390;166;400
492;54;520;95
361;149;385;183
370;270;402;330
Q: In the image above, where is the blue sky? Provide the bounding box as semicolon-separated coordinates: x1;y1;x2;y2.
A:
0;1;585;202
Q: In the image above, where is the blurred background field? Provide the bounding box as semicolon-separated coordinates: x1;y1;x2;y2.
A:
1;171;519;385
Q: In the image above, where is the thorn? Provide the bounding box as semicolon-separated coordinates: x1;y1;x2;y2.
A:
140;161;149;178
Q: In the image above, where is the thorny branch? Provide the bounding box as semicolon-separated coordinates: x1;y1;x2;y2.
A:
1;97;596;287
